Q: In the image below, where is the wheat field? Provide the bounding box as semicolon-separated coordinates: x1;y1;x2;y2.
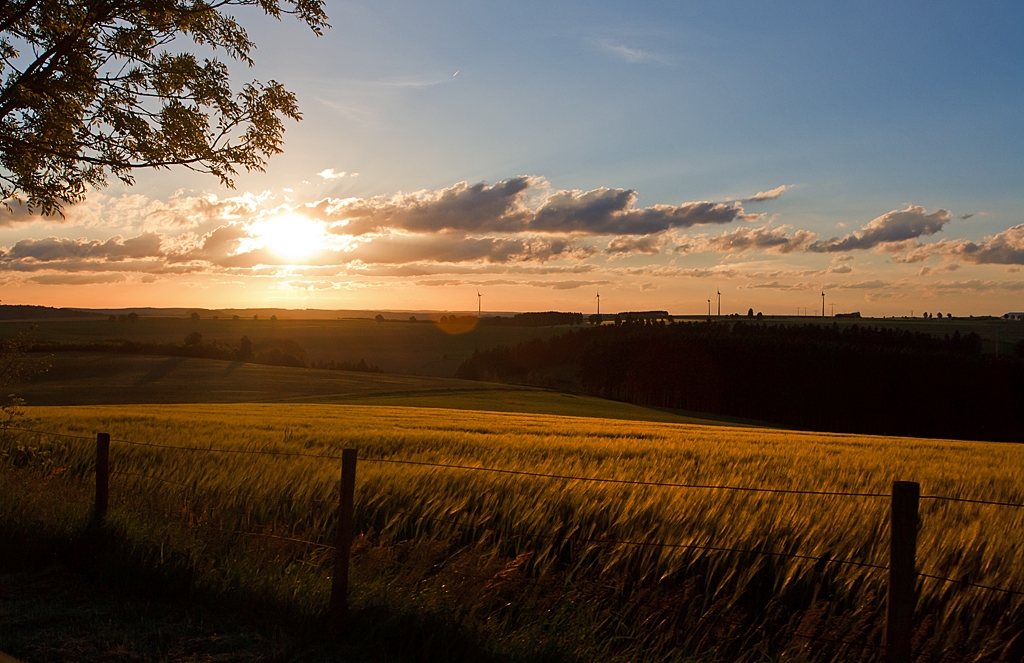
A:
4;403;1023;661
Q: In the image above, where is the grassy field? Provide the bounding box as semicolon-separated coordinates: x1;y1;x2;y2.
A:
10;352;731;425
0;316;572;376
3;403;1022;662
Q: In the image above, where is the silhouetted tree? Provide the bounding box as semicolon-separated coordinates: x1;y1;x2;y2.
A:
748;308;754;318
126;312;139;324
183;332;203;347
190;312;200;323
0;0;329;216
375;314;385;324
237;336;253;362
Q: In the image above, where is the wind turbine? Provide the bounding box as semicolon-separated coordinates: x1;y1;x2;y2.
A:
821;289;826;317
477;290;482;317
717;289;721;316
595;290;600;316
708;298;711;317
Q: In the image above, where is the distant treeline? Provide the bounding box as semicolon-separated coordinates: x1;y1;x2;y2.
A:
480;312;585;327
28;335;387;374
456;321;1024;443
28;334;309;368
311;358;383;373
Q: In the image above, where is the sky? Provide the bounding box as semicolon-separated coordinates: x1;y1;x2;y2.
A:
1;0;1023;316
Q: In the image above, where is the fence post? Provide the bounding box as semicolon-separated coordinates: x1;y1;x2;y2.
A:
886;480;919;663
329;448;357;620
94;432;110;522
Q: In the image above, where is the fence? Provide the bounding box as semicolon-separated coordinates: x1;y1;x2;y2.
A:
5;425;1024;662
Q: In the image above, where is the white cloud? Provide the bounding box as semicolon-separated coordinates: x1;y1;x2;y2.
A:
317;169;359;180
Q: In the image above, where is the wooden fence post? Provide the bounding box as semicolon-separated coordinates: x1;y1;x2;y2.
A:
886;480;919;663
94;433;110;522
329;448;357;619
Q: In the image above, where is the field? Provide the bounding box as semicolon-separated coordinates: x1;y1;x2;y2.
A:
10;352;732;425
3;403;1023;662
0;316;572;376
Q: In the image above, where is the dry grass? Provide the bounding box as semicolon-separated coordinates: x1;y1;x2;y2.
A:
4;403;1024;661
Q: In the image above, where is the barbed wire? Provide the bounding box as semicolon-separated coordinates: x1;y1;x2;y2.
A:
370;507;888;571
14;425;1024;508
102;432;891;499
3;425;98;442
921;494;1024;509
919;572;1024;597
197;524;333;550
110;469;334;504
359;457;891;498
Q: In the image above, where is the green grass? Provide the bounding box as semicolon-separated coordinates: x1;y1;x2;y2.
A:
11;352;737;426
3;403;1023;662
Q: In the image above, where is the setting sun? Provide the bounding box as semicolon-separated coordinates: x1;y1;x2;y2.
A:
252;213;326;262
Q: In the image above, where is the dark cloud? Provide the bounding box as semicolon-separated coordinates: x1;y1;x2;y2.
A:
344;233;592;265
606;234;663;255
2;233;164;262
706;225;814;254
809;206;950;253
28;273;127;285
311;177;752;237
319;177;535;235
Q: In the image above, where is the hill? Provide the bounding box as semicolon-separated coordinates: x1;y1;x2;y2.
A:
10;352;729;425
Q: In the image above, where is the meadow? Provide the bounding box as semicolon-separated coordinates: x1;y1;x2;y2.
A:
3;403;1023;662
0;315;572;376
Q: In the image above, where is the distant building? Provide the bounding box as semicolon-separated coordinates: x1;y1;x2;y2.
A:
835;312;861;319
1005;312;1024;321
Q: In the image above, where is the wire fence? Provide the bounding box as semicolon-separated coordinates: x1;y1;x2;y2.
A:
4;423;1024;662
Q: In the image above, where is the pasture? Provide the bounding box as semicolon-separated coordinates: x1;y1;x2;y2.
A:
0;315;572;376
3;403;1022;662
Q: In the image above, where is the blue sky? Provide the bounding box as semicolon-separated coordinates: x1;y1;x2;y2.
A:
1;0;1022;315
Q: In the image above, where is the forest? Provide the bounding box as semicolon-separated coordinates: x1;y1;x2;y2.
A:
457;320;1024;442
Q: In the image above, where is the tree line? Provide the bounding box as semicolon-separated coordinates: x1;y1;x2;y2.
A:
457;320;1024;443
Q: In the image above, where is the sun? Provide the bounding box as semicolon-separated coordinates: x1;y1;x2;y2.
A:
254;213;326;261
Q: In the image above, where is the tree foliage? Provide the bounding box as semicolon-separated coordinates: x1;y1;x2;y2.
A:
0;0;328;215
0;329;49;428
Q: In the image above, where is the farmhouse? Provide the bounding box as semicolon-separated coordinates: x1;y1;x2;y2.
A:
1004;312;1024;321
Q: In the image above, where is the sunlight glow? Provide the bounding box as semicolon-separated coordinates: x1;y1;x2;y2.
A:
252;213;326;261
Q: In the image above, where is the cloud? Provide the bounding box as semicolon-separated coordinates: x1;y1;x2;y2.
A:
742;185;789;203
935;224;1024;265
317;169;358;180
606;234;664;255
835;280;888;290
28;273;127;285
311;177;753;237
704;225;815;254
2;233;164;262
741;281;815;291
530;280;607;290
0;199;50;226
599;41;659;63
809;206;951;253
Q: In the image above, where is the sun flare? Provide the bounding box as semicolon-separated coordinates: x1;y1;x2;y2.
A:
253;213;326;261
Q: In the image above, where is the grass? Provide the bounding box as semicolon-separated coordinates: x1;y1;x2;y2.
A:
3;403;1023;662
11;352;737;426
0;316;572;375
